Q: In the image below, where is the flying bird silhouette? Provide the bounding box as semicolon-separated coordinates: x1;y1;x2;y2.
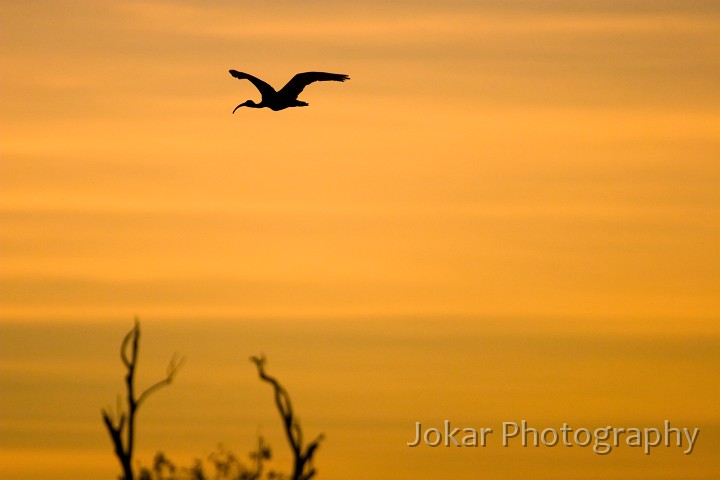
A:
229;70;349;112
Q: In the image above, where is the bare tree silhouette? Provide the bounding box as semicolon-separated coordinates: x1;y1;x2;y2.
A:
250;355;324;480
100;324;321;480
102;319;185;480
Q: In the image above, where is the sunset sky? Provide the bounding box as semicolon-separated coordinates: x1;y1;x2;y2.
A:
1;1;718;479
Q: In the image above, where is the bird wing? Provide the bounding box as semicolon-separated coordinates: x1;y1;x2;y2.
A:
278;72;350;99
229;70;277;99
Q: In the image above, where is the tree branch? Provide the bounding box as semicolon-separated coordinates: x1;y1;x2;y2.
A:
136;353;185;407
102;319;182;480
251;355;323;480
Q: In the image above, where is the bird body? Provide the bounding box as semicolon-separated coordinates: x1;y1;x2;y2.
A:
229;70;349;112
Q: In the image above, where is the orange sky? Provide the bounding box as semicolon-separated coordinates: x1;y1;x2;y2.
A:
1;1;719;479
2;0;718;322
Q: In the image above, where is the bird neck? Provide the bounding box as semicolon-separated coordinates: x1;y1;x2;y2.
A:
233;100;263;113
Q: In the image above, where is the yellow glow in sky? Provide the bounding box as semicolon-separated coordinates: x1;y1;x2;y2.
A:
3;1;718;321
1;1;718;479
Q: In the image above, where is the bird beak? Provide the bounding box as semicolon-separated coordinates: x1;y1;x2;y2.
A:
232;104;243;114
